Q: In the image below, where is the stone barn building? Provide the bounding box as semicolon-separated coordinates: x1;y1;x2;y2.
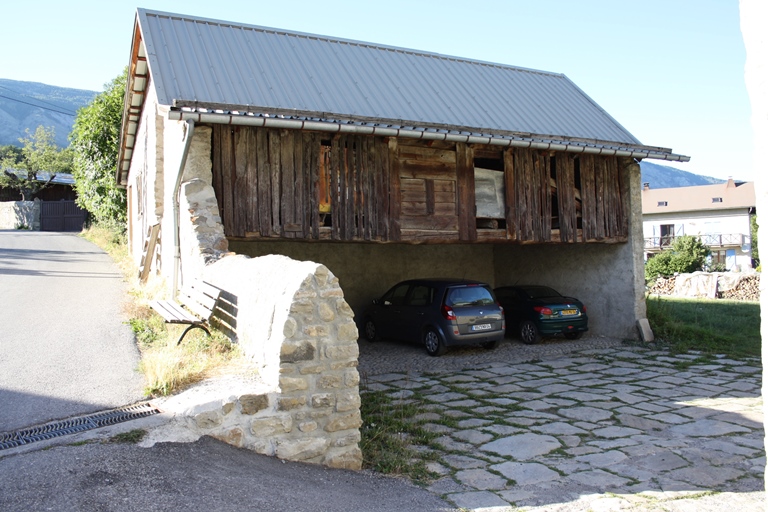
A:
117;9;688;467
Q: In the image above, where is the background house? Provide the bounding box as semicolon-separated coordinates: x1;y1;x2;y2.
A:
119;8;689;340
0;172;86;231
642;180;756;271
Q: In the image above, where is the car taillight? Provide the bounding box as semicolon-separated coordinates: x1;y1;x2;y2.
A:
497;302;504;318
534;306;553;315
441;304;456;321
582;305;587;313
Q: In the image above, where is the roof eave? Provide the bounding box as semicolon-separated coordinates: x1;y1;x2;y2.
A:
166;105;690;163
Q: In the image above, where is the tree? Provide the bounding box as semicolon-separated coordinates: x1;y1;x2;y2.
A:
645;235;711;282
0;145;23;164
750;213;759;269
0;126;73;200
70;69;127;229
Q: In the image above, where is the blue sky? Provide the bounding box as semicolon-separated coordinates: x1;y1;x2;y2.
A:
0;1;750;181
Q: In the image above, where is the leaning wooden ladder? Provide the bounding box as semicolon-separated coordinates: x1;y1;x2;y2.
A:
139;223;160;283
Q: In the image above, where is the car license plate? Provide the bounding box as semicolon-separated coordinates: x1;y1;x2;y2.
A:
472;324;492;331
561;309;578;316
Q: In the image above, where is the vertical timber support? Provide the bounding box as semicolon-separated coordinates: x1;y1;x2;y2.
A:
456;143;477;241
621;157;648;337
387;138;401;241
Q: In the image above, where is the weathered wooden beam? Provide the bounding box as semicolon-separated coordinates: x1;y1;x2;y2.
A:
330;135;341;240
233;127;248;237
220;126;235;237
246;128;259;235
256;128;271;236
538;152;551;242
555;154;577;242
388;138;401;241
379;138;391;240
456;143;476;241
307;133;320;239
503;148;518;241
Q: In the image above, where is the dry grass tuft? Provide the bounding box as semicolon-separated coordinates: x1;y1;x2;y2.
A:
137;326;242;397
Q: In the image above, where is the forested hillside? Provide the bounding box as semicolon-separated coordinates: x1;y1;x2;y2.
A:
0;79;96;148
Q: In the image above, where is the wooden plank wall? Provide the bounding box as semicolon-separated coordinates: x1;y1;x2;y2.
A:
578;154;625;241
509;148;552;243
555;153;578;242
395;140;462;241
212;125;391;241
211;125;627;244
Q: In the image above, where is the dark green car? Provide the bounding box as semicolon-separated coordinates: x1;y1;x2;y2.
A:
494;285;588;344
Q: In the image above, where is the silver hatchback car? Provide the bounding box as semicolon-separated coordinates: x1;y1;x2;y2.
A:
362;278;505;356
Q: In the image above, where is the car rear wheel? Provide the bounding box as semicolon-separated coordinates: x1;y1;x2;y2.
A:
424;328;446;356
363;318;379;342
519;320;541;345
480;340;499;350
564;331;582;340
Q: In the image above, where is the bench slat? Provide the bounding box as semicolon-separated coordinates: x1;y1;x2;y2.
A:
177;292;215;320
179;287;218;312
150;279;221;330
187;280;221;301
150;300;200;324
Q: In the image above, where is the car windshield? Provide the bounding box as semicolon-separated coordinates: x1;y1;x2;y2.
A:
521;286;561;299
446;286;495;306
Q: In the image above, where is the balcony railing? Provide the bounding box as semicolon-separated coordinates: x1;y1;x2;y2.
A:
644;234;749;250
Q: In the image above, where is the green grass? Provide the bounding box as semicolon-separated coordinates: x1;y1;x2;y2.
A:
110;429;147;444
646;295;760;359
360;389;441;485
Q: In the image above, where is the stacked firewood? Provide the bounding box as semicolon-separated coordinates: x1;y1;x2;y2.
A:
719;274;760;301
647;276;676;296
648;273;760;301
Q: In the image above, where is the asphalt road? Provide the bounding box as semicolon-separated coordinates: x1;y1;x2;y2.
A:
0;230;145;432
0;436;454;512
0;231;456;511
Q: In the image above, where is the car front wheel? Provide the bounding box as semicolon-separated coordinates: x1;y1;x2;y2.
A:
364;318;379;342
520;320;541;345
424;328;446;356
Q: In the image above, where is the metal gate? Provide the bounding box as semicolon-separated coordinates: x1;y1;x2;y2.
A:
40;201;87;232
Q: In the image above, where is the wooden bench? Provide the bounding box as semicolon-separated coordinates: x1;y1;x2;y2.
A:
150;279;221;344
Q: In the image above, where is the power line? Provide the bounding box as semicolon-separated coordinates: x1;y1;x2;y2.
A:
0;85;80;116
0;93;76;117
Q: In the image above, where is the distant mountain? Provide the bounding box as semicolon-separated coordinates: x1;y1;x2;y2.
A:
0;79;97;149
639;161;725;189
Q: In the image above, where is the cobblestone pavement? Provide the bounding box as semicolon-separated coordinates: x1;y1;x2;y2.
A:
357;336;765;511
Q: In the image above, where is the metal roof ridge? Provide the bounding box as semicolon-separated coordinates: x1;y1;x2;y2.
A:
136;8;568;79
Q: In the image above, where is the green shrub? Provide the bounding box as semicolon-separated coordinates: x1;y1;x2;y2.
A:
129;317;165;347
645;235;711;282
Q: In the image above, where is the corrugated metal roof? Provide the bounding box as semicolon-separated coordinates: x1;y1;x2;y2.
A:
642;181;755;215
118;8;689;185
138;9;641;144
7;170;75;185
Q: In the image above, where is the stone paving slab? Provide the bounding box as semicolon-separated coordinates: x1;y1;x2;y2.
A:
358;337;765;511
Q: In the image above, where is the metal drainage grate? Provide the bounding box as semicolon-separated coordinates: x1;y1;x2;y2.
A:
0;402;160;451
